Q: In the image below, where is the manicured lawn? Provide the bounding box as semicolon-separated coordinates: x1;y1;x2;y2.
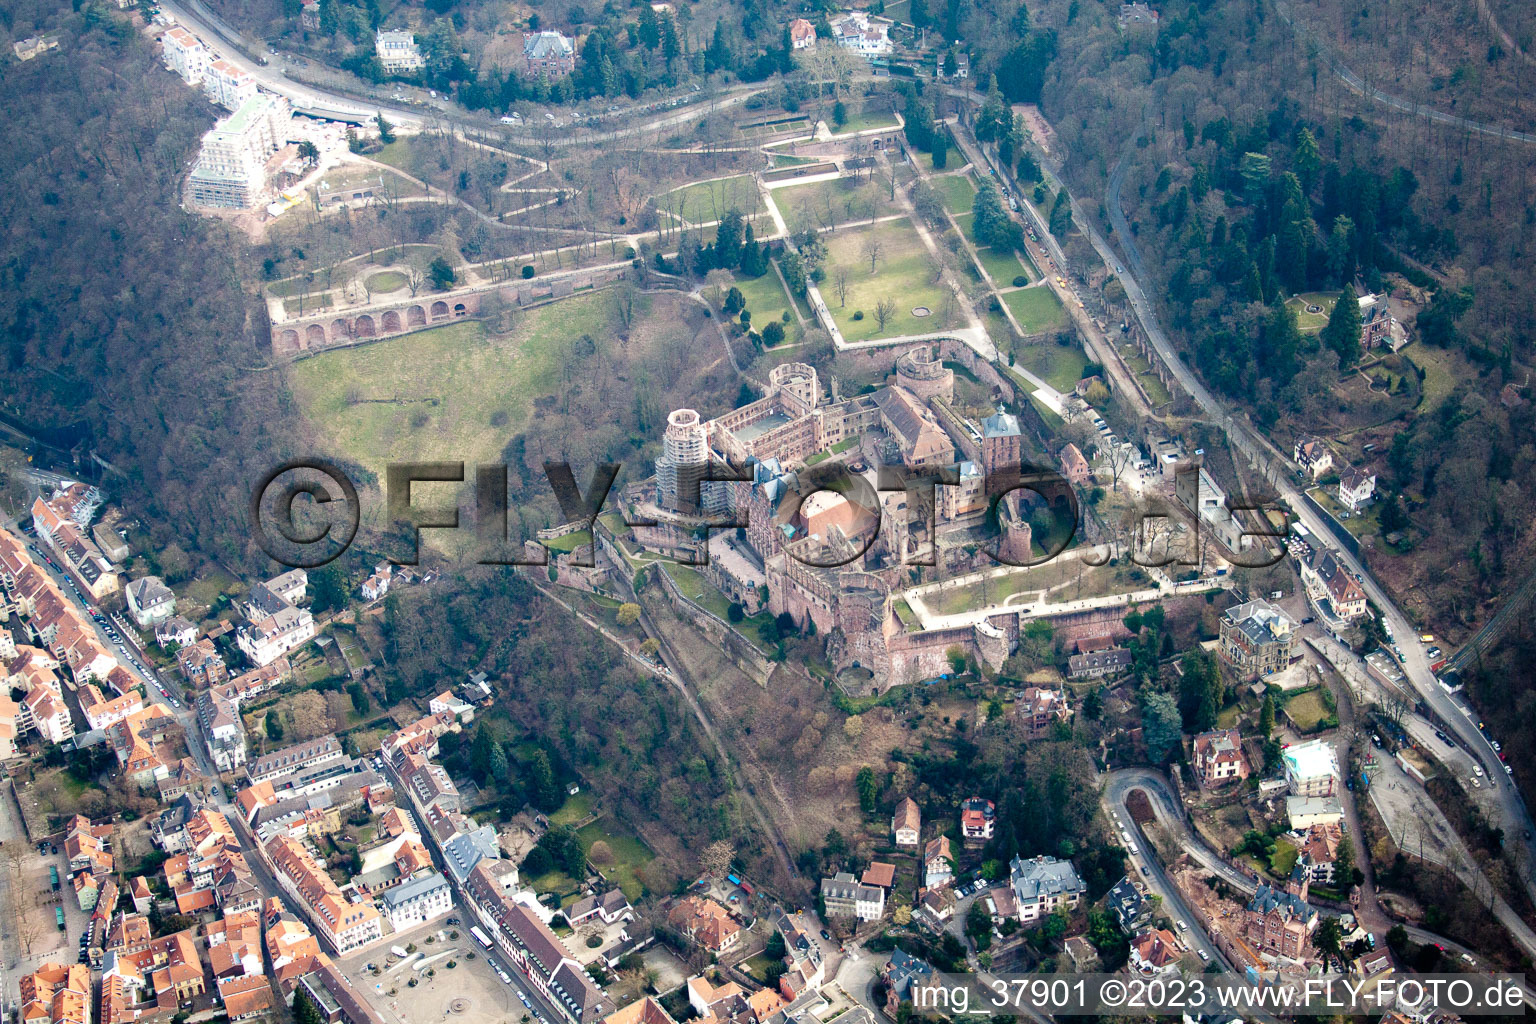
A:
1004;286;1068;335
1043;562;1148;603
931;173;977;214
290;292;623;483
1286;291;1341;333
1013;339;1088;393
1270;839;1299;877
976;245;1031;286
576;821;654;902
823;218;951;342
771;153;819;167
659;174;764;225
832;108;900;134
365;271;408;294
733;271;803;344
927;565;1067;615
771;176;890;235
665;564;733;620
282;294;334;316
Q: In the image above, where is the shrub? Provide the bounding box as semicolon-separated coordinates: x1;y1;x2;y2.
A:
586;934;604;948
853;310;864;321
1012;275;1027;287
521;265;536;279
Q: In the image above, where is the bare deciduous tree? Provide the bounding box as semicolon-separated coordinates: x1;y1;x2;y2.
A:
833;266;850;308
874;296;898;331
862;236;884;273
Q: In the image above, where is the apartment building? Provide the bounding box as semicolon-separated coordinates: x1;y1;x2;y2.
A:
265;834;383;954
189;93;291;209
160;26;207;85
1008;855;1084;922
203;59;258;111
380;871;452;931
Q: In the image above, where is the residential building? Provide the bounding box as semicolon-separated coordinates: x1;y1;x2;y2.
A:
1338;466;1377;512
237;602;315;666
264;834;383;954
1012;686;1072;738
300;0;320;29
1295;822;1343;884
203;59;258;111
788;18;815;49
522;31;576;77
821;872;885;922
1104;876;1150;933
472;898;611;1023
829;11;891;54
360;566;390;602
1244;881;1317;959
1218;599;1297;679
1117;1;1159;25
13;35;59;60
1301;548;1368;623
380;871;452;931
82;685;144;733
922;835;953;889
0;695;20;760
178;639;228;687
1286;795;1344;830
247;734;344;786
427;689;475;723
1008;855;1084;922
565;890;632;927
1129;928;1181;976
189;93;291;210
1067;648;1131;680
19;963;92;1024
160;25;207;85
666;896;741;953
1293;436;1334;481
25;685;74;744
959;796;994;841
892;796;921;847
266;569;308;606
861;862;896;889
881;949;940;1018
124;577;175;629
156;616;198;649
30;489;119;600
1282;739;1339;798
375;30;424;72
196;691;246;772
1191;729;1250;787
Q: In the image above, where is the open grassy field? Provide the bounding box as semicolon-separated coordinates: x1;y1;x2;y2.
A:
289;292;622;482
1014;339;1088;393
1043;562;1148;603
550;790;595;826
733;270;802;344
660;174;764;224
823;218;949;342
1004;286;1068;335
931;173;977;214
771;176;889;235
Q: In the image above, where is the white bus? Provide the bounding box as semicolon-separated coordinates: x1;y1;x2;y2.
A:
471;926;493;949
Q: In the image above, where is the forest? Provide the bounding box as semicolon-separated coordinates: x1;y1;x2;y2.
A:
0;1;296;571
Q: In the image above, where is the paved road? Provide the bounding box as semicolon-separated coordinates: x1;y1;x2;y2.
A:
1090;104;1536;901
